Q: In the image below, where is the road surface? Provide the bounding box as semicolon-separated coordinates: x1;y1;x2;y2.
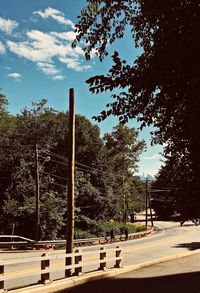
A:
60;254;200;293
1;220;200;290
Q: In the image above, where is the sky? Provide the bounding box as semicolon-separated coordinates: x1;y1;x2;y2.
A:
0;0;164;176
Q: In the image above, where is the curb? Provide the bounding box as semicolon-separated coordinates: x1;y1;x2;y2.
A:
9;249;200;293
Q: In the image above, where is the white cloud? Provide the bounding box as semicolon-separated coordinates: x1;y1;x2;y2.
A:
0;17;18;34
7;40;51;62
8;72;21;80
37;62;60;75
50;31;77;41
142;154;161;160
0;41;6;54
7;29;92;79
59;57;91;72
33;7;75;29
3;8;93;79
52;75;65;80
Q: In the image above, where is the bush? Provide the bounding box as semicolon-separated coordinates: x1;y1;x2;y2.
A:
74;229;96;239
74;221;146;239
90;221;146;237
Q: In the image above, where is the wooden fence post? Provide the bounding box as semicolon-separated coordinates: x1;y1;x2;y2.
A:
74;249;83;276
0;264;5;292
98;247;107;271
40;253;51;284
65;255;72;277
114;246;122;268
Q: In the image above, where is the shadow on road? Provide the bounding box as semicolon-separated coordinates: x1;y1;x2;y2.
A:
174;242;200;250
59;271;200;293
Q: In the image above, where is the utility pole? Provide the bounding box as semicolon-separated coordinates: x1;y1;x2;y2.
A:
123;174;126;223
66;88;75;276
148;190;154;227
145;178;148;229
35;143;40;241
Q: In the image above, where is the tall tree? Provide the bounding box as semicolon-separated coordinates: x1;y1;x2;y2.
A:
0;100;120;238
74;0;200;215
104;124;146;220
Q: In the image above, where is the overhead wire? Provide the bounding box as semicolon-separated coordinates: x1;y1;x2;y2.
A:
39;155;68;167
39;146;175;193
38;147;68;162
39;146;125;179
40;170;67;181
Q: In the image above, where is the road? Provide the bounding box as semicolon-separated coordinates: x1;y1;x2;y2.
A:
1;220;200;291
60;254;200;293
81;220;200;266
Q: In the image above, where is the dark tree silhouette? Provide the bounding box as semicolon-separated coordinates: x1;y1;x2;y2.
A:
74;0;200;216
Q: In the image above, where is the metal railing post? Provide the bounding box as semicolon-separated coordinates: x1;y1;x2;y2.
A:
65;255;72;277
0;264;5;292
114;246;122;268
40;253;51;284
98;247;107;271
74;249;83;276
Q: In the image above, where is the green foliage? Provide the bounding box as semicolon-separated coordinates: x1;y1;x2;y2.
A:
74;221;146;239
74;1;200;216
74;229;96;239
0;97;146;239
103;124;146;221
97;222;146;237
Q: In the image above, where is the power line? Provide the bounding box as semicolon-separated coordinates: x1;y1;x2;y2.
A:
76;204;101;209
40;170;67;181
75;161;124;179
39;147;68;162
39;146;132;180
48;181;67;188
39;148;114;177
39;155;68;167
38;147;145;184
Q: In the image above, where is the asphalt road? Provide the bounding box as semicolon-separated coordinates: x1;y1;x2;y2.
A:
60;254;200;293
2;220;200;291
82;220;200;266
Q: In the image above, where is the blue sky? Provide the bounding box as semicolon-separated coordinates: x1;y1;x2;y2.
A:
0;0;164;176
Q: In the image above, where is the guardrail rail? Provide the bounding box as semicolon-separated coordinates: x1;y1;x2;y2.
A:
0;227;154;250
0;246;122;292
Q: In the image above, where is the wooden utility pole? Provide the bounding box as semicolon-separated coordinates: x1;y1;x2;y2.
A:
35;144;40;241
66;88;75;275
148;190;154;227
122;174;126;223
145;178;148;229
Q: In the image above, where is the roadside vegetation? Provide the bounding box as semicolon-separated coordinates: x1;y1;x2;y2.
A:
75;222;146;239
0;94;146;240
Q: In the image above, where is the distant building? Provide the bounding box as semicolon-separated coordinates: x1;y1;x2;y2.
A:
136;173;155;181
146;174;154;181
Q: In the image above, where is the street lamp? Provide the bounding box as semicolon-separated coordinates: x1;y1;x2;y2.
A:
41;156;51;167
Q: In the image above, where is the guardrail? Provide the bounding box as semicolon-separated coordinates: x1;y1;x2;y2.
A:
0;246;122;292
0;227;154;250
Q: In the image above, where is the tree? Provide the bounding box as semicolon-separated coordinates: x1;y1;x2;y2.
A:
0;100;118;238
104;124;145;173
0;96;147;238
103;124;146;220
0;100;67;238
74;1;200;216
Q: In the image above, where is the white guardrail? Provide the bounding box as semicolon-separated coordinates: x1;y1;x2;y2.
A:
0;227;154;250
0;246;122;292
